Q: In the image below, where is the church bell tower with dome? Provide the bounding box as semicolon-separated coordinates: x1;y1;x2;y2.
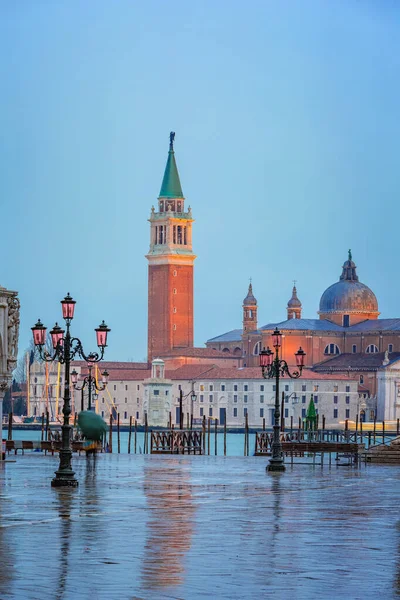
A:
146;133;196;361
318;250;379;326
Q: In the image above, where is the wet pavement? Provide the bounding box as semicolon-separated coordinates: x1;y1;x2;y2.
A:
1;454;400;599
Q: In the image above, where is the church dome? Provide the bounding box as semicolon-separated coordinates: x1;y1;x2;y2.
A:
287;284;301;308
319;252;379;317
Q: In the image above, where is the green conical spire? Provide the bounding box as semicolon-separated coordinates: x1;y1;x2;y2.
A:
159;132;184;198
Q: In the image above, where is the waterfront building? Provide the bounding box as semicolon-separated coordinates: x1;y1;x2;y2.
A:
207;252;400;399
0;285;20;442
28;359;362;428
377;354;400;421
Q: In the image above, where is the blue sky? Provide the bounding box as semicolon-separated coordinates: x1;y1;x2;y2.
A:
1;1;399;361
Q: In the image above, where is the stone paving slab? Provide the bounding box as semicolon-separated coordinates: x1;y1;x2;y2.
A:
1;454;400;599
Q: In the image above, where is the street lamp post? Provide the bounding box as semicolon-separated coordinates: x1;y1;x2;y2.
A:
31;294;110;487
71;359;109;412
260;328;306;473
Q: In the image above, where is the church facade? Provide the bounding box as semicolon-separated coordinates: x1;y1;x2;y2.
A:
207;253;400;397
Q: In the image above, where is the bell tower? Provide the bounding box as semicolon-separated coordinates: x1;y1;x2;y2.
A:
147;133;196;361
243;281;258;333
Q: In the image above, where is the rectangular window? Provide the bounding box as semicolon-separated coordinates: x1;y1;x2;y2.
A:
124;412;127;419
244;384;248;391
200;395;204;402
345;409;350;419
334;385;338;392
314;396;318;404
178;385;181;390
244;408;248;416
346;396;350;404
260;384;264;391
284;385;288;392
154;390;159;396
260;408;264;417
137;398;139;404
273;385;276;391
209;407;213;417
137;385;140;391
284;408;289;418
125;398;127;403
101;411;104;418
221;384;225;391
234;384;238;391
209;384;214;391
343;315;350;327
333;409;338;419
389;344;393;353
234;395;238;403
352;345;357;354
346;385;350;393
165;390;169;396
285;395;289;403
260;395;264;403
233;408;238;417
302;395;306;404
125;385;128;391
302;408;306;418
334;396;338;404
136;411;139;419
200;407;203;417
102;398;105;404
314;385;319;392
302;384;306;392
209;395;213;402
244;395;248;403
200;385;204;391
114;385;117;391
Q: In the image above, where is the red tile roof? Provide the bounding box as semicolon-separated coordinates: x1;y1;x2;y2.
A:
167;365;357;381
159;347;238;359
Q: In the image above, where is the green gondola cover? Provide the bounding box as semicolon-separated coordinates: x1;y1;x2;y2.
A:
78;411;107;441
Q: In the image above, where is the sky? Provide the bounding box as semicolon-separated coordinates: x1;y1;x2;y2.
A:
1;1;399;362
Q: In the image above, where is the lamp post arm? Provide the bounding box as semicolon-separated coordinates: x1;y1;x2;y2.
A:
70;340;105;363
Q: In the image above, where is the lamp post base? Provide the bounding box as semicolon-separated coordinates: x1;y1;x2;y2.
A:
51;470;79;488
267;461;286;473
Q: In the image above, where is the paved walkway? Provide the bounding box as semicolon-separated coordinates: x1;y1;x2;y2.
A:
1;454;399;599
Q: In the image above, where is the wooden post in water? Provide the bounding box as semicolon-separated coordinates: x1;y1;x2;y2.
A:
290;415;293;437
45;410;50;441
397;418;400;436
207;418;211;455
8;412;13;441
109;413;113;453
134;419;137;454
373;416;377;444
128;416;132;454
117;413;120;454
345;419;348;442
186;412;189;430
215;418;218;455
169;411;172;429
281;392;285;432
368;430;371;448
360;418;363;445
41;412;45;442
202;415;206;454
224;419;227;456
322;414;326;432
383;420;385;444
245;412;249;456
263;417;266;432
190;413;193;431
144;412;148;454
355;414;359;443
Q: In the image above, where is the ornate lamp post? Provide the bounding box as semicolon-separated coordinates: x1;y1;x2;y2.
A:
71;358;109;412
31;294;110;487
260;327;306;472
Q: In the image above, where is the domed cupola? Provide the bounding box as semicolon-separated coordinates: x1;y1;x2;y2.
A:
287;282;302;320
318;250;379;326
243;281;257;332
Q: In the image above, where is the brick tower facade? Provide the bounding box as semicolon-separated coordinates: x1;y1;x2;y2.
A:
147;133;196;361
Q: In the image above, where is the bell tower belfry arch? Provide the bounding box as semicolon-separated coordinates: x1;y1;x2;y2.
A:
146;133;196;362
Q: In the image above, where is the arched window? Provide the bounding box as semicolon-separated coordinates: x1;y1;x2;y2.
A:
366;344;378;354
233;347;242;356
324;344;340;355
222;348;230;353
360;375;364;384
253;341;261;355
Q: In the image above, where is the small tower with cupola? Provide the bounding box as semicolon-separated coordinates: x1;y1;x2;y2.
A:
243;282;258;333
287;282;302;320
146;133;196;361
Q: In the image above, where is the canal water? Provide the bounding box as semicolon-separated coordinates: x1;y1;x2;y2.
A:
1;453;400;599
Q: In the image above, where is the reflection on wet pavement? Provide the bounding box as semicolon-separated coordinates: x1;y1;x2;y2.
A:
1;454;400;599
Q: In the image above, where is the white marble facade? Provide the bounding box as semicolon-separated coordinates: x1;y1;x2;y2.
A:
0;285;20;448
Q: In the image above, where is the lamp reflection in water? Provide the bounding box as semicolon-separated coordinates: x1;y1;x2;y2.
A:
55;490;73;600
141;460;195;591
